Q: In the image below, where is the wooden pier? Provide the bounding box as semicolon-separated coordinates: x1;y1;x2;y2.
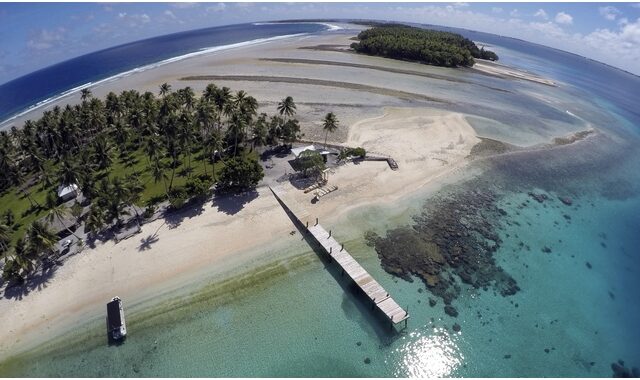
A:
269;186;409;326
363;154;399;170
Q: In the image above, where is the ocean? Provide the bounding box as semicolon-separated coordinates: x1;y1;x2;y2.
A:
0;22;327;125
1;21;639;377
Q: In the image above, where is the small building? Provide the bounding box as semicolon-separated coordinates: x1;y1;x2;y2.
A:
57;183;79;202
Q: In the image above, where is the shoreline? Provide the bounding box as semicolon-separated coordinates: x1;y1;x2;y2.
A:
0;23;349;130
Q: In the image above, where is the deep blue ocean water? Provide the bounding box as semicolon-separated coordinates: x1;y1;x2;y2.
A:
0;22;326;123
1;20;639;377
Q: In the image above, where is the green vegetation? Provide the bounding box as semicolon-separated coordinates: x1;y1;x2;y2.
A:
0;83;319;283
338;147;367;161
217;155;264;192
350;25;499;67
322;112;339;146
297;150;325;178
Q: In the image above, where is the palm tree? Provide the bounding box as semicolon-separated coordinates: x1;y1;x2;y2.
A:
45;192;80;240
207;129;223;180
196;99;216;177
58;156;79;186
3;238;30;282
212;86;232;132
77;169;96;204
252;113;268;151
159;83;172;98
80;88;92;101
142;135;161;168
179;87;196;111
124;174;144;222
85;203;106;237
152;162;170;199
228;113;246;157
277;96;297;120
0;223;11;254
178;110;194;176
26;220;57;260
107;177;130;228
16;174;41;209
203;83;218;101
322;112;339;147
92;136;113;171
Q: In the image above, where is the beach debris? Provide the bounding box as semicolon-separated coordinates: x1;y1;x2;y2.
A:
504;354;511;359
364;357;371;365
586;262;592;269
428;298;437;307
541;246;552;253
452;323;461;332
356;341;362;346
544;348;550;354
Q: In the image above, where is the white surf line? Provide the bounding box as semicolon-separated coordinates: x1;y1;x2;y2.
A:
0;32;309;129
253;21;344;31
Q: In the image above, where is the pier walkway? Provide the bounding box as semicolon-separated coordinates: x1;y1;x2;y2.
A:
269;185;409;326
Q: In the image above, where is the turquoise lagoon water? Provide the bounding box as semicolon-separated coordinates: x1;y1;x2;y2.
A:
3;178;639;377
2;23;640;377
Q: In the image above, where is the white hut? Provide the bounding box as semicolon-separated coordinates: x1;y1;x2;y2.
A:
57;183;79;202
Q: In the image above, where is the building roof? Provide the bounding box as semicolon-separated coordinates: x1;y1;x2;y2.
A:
291;144;333;157
57;183;78;198
291;144;317;158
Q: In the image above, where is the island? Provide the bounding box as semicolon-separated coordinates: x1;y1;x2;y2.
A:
350;24;499;68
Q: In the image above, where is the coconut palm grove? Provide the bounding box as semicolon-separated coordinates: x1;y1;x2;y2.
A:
0;83;338;283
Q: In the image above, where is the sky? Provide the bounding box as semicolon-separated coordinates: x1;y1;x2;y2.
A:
0;2;639;84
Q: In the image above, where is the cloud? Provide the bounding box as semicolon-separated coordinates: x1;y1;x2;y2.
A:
599;6;621;21
27;27;67;51
164;10;177;20
555;11;573;25
534;9;548;20
491;7;502;14
206;3;226;13
583;18;640;60
117;12;151;27
632;4;640;9
510;9;521;18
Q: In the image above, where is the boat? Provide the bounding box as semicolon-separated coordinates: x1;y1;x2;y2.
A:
106;296;127;342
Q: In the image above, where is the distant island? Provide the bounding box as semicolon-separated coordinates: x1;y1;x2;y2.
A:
350;25;499;68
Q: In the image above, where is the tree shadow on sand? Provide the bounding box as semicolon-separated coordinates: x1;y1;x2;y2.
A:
211;189;259;215
163;199;207;229
2;263;59;300
138;233;160;251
